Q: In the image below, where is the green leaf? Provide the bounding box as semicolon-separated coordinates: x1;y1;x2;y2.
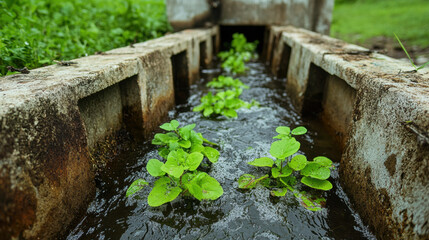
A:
300;162;330;180
146;159;166;177
202;146;220;163
148;177;182;207
275;126;290;135
271;165;293;178
160;120;180;131
126;179;148;197
223;109;238;118
301;177;332;191
248;157;274;167
238;174;268;189
186;152;204;171
271;188;287;197
178;124;195;140
394;33;417;70
178;140;191;148
203;107;214;117
288;155;307;171
190;144;205;153
291;126;307;135
161;153;184;178
313;156;333;167
158;147;169;159
186;172;223;201
270;138;300;159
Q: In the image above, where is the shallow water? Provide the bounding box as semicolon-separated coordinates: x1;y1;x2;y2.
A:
67;61;376;240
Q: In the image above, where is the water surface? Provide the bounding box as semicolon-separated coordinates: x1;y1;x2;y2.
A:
67;61;375;240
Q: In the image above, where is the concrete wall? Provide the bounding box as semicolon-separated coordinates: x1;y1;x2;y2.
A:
0;26;219;239
266;25;429;239
166;0;334;35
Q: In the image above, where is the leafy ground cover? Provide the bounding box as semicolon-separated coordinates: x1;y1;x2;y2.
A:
0;0;171;76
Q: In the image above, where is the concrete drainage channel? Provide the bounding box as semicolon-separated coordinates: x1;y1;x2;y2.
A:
1;3;429;240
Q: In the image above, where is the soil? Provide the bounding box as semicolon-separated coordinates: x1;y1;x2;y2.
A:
362;36;429;65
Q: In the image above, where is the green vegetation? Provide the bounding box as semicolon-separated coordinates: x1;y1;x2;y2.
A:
126;120;223;207
331;0;429;47
194;33;258;119
218;33;258;74
193;88;256;118
394;33;429;71
207;76;249;89
238;126;334;211
0;0;171;76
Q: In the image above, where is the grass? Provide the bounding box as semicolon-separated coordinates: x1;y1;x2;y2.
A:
0;0;171;76
331;0;429;48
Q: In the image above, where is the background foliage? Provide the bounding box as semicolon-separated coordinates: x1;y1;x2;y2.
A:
331;0;429;47
0;0;171;76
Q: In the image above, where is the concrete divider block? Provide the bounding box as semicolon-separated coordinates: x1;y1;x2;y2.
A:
0;27;218;239
266;25;429;239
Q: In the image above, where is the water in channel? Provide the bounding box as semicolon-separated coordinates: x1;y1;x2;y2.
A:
67;60;376;240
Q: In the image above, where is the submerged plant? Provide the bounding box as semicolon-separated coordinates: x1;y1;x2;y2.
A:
394;33;429;71
238;126;334;211
126;120;223;207
207;75;249;89
193;88;257;118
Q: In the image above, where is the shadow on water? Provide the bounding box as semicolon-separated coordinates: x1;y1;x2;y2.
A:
67;61;376;240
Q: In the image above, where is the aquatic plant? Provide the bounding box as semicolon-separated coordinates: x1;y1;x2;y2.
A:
193;88;257;118
238;126;334;211
218;33;258;74
126;120;223;207
207;75;249;89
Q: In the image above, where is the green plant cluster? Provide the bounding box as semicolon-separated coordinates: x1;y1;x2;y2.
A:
126;120;223;207
218;33;258;74
193;87;257;118
193;34;259;118
0;0;171;76
238;126;335;211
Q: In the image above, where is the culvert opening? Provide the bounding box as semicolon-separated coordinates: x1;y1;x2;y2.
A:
78;74;144;148
277;43;292;78
302;63;329;117
220;25;266;53
199;40;208;68
171;50;190;105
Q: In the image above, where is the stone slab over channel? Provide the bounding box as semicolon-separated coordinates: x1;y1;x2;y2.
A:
166;0;333;35
0;26;219;240
266;25;429;239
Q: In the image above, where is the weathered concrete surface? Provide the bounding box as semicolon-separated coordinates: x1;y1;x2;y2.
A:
166;0;333;35
267;25;429;239
0;26;218;239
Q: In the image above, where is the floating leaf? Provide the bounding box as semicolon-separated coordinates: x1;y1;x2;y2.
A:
126;179;148;197
271;188;288;197
291;126;307;135
248;157;274;167
293;190;326;211
146;159;165;177
148;177;182;207
301;177;333;191
202;146;220;163
288;155;307;171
